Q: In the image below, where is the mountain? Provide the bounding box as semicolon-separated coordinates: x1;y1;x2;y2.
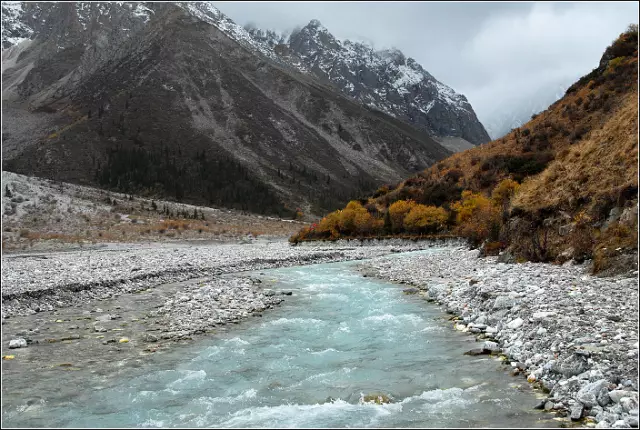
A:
244;20;491;149
291;26;638;275
1;2;452;217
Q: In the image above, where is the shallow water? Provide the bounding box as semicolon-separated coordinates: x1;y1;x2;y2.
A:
2;251;556;428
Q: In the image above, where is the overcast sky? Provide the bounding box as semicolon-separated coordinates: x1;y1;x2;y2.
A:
215;1;638;137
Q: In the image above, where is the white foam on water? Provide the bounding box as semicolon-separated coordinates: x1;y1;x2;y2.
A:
266;317;325;327
224;337;250;346
140;418;164;428
400;387;465;405
166;369;207;390
199;345;225;358
362;313;424;326
195;389;258;407
310;348;338;355
419;325;445;333
317;293;348;301
215;399;402;428
132;390;159;403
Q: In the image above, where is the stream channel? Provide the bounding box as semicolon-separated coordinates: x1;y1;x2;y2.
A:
2;251;558;427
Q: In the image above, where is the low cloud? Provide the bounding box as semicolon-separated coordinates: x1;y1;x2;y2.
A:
216;2;638;137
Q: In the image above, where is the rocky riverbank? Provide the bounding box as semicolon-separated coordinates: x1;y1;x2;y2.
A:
2;240;440;416
361;247;639;428
1;240;435;318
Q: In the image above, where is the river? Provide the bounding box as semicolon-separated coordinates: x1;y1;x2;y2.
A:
2;252;557;428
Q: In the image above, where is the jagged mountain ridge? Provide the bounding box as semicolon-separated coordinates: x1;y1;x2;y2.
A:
244;19;491;147
1;2;490;149
1;2;452;217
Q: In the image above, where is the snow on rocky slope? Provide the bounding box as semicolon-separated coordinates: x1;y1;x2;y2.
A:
2;1;490;148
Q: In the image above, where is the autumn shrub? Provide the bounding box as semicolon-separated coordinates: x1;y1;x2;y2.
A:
333;201;378;236
451;191;500;247
388;200;416;233
317;211;341;238
491;179;520;209
403;205;448;234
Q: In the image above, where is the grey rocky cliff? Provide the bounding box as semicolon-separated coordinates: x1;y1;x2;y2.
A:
247;19;491;147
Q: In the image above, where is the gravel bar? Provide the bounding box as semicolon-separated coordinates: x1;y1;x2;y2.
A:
1;240;444;318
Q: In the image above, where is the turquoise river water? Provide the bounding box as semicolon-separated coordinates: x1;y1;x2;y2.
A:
2;252;558;428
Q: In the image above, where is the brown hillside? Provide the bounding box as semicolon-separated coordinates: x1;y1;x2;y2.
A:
292;26;638;274
378;25;637;209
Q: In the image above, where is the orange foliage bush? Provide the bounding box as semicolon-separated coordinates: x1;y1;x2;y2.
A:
388;200;416;233
403;204;448;234
451;191;500;247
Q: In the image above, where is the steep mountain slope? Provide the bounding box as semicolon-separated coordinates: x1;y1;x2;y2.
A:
292;26;638;274
1;2;452;217
246;20;491;148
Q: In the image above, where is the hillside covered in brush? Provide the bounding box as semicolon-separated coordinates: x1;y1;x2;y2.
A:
291;26;639;275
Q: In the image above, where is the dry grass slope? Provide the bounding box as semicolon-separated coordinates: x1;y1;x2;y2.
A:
292;26;639;275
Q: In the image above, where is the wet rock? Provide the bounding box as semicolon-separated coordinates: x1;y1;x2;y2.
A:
483;341;500;352
141;333;159;343
493;295;516;310
621;398;639;414
497;251;515;264
362;393;392;404
464;348;490;356
610;391;638;404
571;403;584;421
577;380;610;407
507;318;524;329
8;338;27;349
402;288;419;295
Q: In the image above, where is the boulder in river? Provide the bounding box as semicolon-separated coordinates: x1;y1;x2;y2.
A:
8;338;27;349
571;403;584;421
362;393;393;404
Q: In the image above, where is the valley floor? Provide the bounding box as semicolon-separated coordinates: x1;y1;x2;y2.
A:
2;171;307;253
1;240;638;428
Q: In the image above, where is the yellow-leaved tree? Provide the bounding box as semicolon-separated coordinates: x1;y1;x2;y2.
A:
338;201;376;236
317;210;341;239
388;200;416;233
451;191;500;247
403;204;448;234
491;179;520;209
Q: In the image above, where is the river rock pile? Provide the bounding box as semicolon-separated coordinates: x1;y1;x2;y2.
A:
366;247;639;428
149;277;284;339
